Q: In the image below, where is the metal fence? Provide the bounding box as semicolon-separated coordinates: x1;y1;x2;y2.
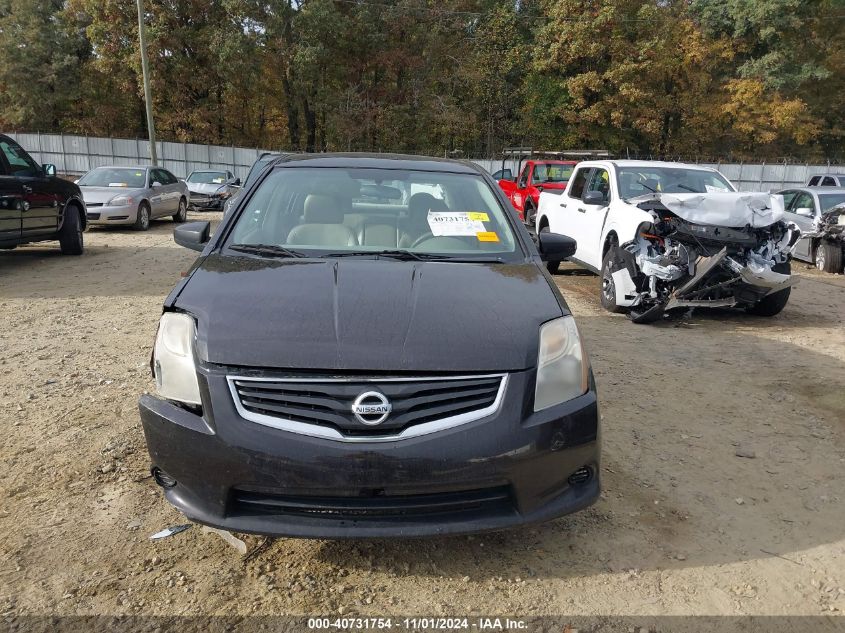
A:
476;158;845;192
6;132;845;192
4;132;274;181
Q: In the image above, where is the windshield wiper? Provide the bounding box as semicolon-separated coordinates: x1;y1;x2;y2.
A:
229;243;307;258
321;250;505;263
674;183;698;193
321;250;449;261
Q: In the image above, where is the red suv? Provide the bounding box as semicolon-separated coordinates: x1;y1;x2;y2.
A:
497;160;577;225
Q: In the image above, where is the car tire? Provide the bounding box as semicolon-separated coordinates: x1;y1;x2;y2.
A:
173;197;187;223
59;205;84;255
600;248;625;313
524;200;535;228
746;261;791;317
134;202;151;231
815;240;843;274
539;225;560;274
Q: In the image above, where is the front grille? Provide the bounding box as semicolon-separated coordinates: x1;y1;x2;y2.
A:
228;374;506;440
85;202;103;208
229;485;513;521
86;213;101;220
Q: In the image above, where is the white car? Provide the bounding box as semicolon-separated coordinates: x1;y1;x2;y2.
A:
536;160;799;323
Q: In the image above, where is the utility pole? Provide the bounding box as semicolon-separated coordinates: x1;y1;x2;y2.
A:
136;0;157;165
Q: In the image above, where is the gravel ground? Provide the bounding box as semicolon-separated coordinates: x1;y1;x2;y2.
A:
1;212;843;620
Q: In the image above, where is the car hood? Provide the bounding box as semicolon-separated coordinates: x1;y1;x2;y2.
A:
80;186;145;204
174;255;565;372
187;182;226;195
631;192;786;228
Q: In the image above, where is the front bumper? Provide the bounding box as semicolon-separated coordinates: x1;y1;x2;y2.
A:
85;204;136;225
189;194;225;211
139;369;600;538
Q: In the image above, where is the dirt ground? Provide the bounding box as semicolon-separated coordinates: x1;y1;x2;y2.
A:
1;212;844;621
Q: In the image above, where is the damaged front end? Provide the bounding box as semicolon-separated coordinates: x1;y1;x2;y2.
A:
608;193;800;323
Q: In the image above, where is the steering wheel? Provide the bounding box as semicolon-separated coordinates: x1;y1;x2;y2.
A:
410;232;435;248
412;235;476;251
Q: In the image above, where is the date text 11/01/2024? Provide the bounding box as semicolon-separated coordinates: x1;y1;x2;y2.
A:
307;618;529;630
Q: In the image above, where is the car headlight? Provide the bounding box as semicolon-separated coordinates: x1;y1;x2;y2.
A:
153;313;201;405
108;194;134;207
534;316;589;412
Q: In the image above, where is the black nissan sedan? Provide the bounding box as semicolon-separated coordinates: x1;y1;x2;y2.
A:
139;154;600;538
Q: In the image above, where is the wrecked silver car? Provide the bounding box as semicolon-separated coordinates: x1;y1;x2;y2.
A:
606;192;800;323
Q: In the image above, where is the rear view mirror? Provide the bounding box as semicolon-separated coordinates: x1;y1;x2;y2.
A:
43;164;56;176
538;232;577;261
795;207;814;217
174;221;211;251
582;191;606;205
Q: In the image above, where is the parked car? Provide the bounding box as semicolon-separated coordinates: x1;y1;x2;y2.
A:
806;174;845;187
536;160;799;323
498;159;578;226
778;187;845;273
77;166;188;230
139;153;598;538
185;169;240;211
0;133;86;254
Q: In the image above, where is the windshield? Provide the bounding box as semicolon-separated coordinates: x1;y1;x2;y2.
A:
534;163;574;183
78;167;147;188
618;167;735;198
188;171;228;184
226;167;520;260
818;193;845;212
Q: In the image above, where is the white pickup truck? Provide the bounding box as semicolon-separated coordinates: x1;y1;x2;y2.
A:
535;160;798;323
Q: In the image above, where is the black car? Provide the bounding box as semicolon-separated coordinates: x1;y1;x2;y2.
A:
139;154;599;538
0;134;86;254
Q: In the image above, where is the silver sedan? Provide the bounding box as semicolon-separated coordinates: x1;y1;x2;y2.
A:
78;166;189;230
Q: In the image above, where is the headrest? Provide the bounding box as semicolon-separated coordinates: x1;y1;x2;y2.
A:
304;194;344;224
408;192;446;218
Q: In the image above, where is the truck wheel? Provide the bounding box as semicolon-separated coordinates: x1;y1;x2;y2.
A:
539;225;560;274
59;205;84;255
600;249;625;313
524;200;535;228
746;261;791;316
815;240;843;273
134;202;151;231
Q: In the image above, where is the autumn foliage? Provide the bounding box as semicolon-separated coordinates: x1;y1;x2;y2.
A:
0;0;842;160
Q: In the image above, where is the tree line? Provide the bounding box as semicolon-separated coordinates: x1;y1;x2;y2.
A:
0;0;843;160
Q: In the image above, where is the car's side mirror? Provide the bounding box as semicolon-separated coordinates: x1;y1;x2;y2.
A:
43;164;56;176
795;207;814;217
152;181;162;188
174;221;211;251
234;178;242;186
582;190;606;206
538;231;577;260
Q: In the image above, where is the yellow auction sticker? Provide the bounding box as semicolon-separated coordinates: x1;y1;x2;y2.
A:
477;231;499;242
468;212;489;222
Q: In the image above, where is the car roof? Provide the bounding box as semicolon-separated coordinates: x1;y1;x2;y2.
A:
808;173;844;177
784;186;845;194
577;159;720;170
269;153;483;174
88;165;153;170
